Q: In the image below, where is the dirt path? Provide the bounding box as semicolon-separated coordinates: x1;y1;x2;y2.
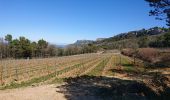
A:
0;84;66;100
0;83;105;100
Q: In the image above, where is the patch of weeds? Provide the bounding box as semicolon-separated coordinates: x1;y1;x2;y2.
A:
0;62;90;90
51;78;65;84
56;63;82;75
87;57;110;76
0;72;57;90
124;66;134;72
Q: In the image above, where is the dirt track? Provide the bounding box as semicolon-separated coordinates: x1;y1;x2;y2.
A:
0;84;66;100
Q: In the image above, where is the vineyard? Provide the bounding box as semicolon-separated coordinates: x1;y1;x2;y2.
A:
0;52;170;99
0;53;112;85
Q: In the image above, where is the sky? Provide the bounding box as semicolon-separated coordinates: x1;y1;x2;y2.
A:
0;0;167;44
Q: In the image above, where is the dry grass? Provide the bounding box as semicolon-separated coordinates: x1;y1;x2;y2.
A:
0;53;104;85
0;53;169;99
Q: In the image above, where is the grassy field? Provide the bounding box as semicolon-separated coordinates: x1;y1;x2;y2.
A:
0;52;169;99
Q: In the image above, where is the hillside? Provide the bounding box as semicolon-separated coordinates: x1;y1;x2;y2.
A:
73;40;94;46
62;27;169;56
93;27;169;49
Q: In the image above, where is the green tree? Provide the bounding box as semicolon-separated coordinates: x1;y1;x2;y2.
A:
37;39;48;57
57;48;64;56
0;38;5;59
138;36;149;48
19;37;32;58
5;34;12;43
5;34;13;57
164;32;170;47
31;42;38;57
11;39;20;58
146;0;170;26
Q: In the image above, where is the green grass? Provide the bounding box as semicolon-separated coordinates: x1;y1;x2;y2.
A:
87;57;110;76
55;58;98;75
51;78;65;84
56;63;82;75
0;72;57;90
0;58;97;90
75;59;102;76
0;63;84;90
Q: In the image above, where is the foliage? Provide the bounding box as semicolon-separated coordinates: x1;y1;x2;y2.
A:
0;35;57;59
146;0;170;26
0;34;98;59
149;32;170;47
138;36;149;48
0;27;169;59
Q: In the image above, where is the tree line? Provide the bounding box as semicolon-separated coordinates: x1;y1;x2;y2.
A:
0;34;55;59
0;34;97;59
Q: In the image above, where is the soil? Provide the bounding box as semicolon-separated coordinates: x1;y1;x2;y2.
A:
0;84;66;100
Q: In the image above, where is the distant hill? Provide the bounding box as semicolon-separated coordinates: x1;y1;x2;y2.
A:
96;38;106;41
91;27;169;49
56;45;67;48
99;27;166;42
73;40;94;46
69;27;169;50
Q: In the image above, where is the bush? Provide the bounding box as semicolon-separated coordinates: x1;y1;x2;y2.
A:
121;48;134;57
137;48;159;63
122;48;159;63
122;48;170;67
161;55;170;62
159;53;170;66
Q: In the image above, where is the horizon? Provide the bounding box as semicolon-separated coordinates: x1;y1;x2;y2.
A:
0;0;166;45
1;26;165;45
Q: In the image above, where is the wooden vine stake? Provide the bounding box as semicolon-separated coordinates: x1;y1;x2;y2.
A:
0;65;3;85
15;66;18;81
46;64;49;75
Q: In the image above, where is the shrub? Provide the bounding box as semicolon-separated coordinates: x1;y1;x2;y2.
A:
137;48;159;63
121;48;134;57
159;53;170;66
122;48;170;67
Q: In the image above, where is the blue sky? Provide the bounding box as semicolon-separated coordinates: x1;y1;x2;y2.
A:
0;0;166;44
